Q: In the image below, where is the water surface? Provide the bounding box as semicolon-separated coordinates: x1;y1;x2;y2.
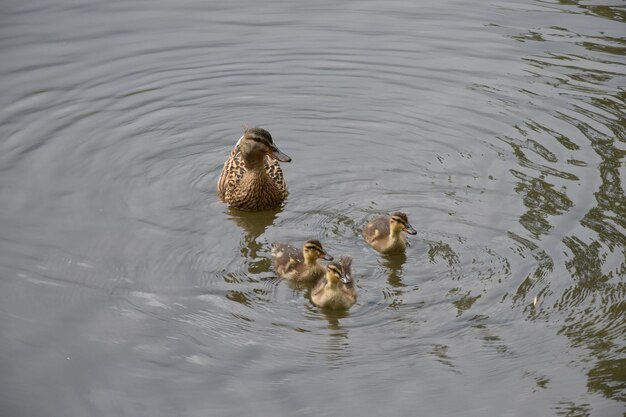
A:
1;0;624;416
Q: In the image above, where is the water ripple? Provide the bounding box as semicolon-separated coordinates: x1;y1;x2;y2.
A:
1;0;625;415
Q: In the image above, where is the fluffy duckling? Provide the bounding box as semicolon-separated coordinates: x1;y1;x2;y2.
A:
272;240;333;282
363;212;417;254
311;256;357;310
217;127;291;211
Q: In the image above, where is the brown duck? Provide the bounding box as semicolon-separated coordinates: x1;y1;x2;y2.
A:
217;127;291;211
271;240;333;282
362;212;417;254
311;256;357;310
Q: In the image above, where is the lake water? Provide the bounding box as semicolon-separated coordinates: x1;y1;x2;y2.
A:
1;0;624;416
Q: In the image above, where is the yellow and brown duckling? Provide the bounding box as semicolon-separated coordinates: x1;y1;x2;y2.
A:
363;212;417;254
311;256;357;310
271;239;333;282
217;127;291;211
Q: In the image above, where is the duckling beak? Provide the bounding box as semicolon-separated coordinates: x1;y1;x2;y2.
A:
269;145;291;163
404;223;417;235
321;252;334;261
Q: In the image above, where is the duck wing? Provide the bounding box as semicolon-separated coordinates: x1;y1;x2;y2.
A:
363;216;390;243
264;156;287;195
271;243;303;262
217;144;247;200
311;275;327;299
271;243;304;276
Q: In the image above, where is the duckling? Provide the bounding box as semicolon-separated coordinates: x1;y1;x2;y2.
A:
217;127;291;211
363;212;417;254
272;239;333;282
311;256;357;309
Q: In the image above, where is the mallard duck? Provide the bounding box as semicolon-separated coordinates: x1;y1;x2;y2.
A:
217;127;291;211
363;212;417;254
311;256;357;309
272;239;333;282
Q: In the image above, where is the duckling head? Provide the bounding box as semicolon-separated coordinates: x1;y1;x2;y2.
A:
303;239;333;262
389;212;417;235
238;127;291;166
325;262;345;285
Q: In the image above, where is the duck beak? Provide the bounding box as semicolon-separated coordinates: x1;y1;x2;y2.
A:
269;145;291;162
404;223;417;235
321;251;334;261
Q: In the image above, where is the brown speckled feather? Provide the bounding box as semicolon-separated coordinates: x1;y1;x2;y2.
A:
217;144;243;199
217;143;288;210
264;157;287;193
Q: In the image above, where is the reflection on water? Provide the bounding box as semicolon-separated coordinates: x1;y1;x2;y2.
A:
496;8;626;404
461;4;625;397
226;207;279;275
316;308;352;368
430;344;460;375
299;303;354;369
320;308;351;329
448;287;482;317
469;314;511;357
378;252;408;311
381;252;407;288
226;207;280;241
427;240;461;281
